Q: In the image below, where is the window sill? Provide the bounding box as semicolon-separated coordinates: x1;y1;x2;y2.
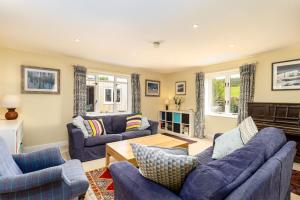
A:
205;112;238;119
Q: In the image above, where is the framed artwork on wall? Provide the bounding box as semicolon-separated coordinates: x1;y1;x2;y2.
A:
21;65;60;94
175;81;186;95
145;79;160;97
272;59;300;91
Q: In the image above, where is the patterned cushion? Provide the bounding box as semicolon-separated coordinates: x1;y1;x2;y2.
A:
131;143;197;192
83;119;106;137
239;116;258;144
126;114;142;131
139;117;151;130
212;127;244;159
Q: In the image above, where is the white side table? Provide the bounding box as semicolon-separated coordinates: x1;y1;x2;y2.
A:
0;119;23;154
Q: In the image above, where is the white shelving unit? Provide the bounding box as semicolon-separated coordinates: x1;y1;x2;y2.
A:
0;119;23;154
158;110;194;137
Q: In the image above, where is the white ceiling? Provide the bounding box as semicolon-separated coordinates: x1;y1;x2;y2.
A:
0;0;300;73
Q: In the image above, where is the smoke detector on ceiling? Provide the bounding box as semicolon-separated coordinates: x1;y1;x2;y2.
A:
152;40;164;48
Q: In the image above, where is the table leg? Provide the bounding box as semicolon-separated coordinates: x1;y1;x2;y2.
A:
105;152;111;167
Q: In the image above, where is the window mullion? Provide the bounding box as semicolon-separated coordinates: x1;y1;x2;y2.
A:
225;74;230;114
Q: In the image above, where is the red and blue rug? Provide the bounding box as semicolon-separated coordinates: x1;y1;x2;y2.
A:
86;168;114;200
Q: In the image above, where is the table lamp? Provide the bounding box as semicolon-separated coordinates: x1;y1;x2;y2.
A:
164;98;170;110
1;95;21;120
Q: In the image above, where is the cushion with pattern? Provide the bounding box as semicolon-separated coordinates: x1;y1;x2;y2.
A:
83;119;106;137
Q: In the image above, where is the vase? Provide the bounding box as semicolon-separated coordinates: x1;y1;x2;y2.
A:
176;105;181;111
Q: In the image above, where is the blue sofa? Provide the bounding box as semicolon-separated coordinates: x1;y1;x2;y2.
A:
67;114;158;162
109;127;296;200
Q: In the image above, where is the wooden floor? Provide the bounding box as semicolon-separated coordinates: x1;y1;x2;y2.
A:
63;137;300;200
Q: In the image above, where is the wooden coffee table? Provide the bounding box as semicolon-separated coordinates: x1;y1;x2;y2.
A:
105;134;189;167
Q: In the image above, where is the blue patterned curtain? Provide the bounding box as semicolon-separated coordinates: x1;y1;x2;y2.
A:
131;73;141;113
237;63;256;124
74;65;87;116
195;72;205;138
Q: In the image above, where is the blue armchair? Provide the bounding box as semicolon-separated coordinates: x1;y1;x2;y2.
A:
0;137;89;200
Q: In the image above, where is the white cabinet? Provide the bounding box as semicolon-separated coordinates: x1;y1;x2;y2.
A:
158;110;194;137
0;119;23;154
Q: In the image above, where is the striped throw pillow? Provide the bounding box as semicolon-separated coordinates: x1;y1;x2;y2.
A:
84;119;106;137
126;114;142;131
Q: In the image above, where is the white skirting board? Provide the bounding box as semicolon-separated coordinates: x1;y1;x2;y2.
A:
23;141;68;153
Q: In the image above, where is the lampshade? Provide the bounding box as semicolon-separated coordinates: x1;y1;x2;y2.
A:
1;95;21;108
164;98;170;105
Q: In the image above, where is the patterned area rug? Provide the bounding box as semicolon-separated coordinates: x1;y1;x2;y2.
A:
291;170;300;195
85;168;114;200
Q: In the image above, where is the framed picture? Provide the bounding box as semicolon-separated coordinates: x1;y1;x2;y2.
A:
145;79;160;97
272;59;300;91
21;66;60;94
175;81;186;95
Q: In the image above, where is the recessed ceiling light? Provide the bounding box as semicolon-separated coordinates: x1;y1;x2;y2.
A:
193;24;199;29
228;44;235;48
74;38;80;43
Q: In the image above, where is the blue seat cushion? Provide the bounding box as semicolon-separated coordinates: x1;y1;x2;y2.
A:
180;127;286;200
0;137;23;176
121;130;151;140
84;134;122;147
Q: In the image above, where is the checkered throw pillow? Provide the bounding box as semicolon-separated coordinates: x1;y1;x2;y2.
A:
131;143;197;192
239;116;258;144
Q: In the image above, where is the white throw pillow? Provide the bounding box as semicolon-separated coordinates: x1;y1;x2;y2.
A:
239;116;258;144
139;117;151;130
212;127;244;159
72;116;89;138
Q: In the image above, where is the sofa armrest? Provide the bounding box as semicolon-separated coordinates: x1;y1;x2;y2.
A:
147;120;158;134
0;166;63;194
109;161;182;200
13;147;65;173
67;123;85;160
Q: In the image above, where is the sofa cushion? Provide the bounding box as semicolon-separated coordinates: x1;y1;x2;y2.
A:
121;130;151;140
84;115;113;134
72;116;89;138
180;127;286;200
126;114;142;131
131;143;197;192
239;116;258;144
83;119;106;136
112;114;130;133
84;134;122;147
212;127;244;159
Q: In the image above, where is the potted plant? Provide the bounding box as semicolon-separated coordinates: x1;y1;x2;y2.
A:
173;96;184;111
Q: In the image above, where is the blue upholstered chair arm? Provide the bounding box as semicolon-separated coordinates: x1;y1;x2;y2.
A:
109;162;182;200
0;166;63;194
147;120;158;134
13;147;65;173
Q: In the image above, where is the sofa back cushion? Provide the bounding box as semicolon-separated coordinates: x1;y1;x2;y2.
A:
112;114;131;133
180;127;286;200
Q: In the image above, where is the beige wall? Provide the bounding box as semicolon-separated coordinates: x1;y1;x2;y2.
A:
1;45;300;147
0;47;167;147
165;46;300;138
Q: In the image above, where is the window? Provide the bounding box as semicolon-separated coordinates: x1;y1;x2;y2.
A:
206;70;240;117
86;72;131;114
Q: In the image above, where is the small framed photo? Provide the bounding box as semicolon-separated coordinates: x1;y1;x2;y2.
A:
272;59;300;91
145;79;160;97
21;66;60;94
175;81;186;95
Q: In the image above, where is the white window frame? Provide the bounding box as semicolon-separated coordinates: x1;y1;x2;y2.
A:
205;69;240;118
86;70;132;116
